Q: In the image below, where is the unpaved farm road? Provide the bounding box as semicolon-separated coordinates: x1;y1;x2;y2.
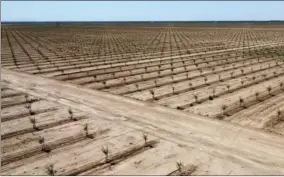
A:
2;68;284;175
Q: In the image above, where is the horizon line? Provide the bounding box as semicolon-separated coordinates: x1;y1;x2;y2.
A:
2;20;284;23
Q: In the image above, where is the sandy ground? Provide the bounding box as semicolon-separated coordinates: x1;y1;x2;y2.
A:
2;68;284;175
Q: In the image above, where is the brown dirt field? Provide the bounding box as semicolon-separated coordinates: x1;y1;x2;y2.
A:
2;68;284;175
2;24;284;175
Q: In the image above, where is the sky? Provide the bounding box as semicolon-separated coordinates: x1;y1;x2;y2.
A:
2;1;284;22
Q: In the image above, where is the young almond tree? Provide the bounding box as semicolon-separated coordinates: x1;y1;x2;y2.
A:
154;80;158;87
84;123;94;139
38;136;51;153
230;72;234;78
176;161;184;173
239;97;244;107
277;109;282;121
255;92;260;101
273;71;277;76
193;93;198;104
25;103;35;115
135;83;139;90
150;90;156;100
101;146;109;162
212;88;216;98
172;86;176;95
267;86;272;95
45;164;56;176
279;82;283;90
25;94;30;103
68;108;77;121
29;117;40;131
188;82;193;90
226;85;231;92
221;105;228;116
218;75;222;82
199;69;203;76
204;77;208;85
142;132;148;145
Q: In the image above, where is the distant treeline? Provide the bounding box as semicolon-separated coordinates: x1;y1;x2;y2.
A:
2;21;284;27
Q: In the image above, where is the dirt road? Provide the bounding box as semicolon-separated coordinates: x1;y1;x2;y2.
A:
2;68;284;175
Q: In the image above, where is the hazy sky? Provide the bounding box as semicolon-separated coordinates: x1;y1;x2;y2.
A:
2;1;284;21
